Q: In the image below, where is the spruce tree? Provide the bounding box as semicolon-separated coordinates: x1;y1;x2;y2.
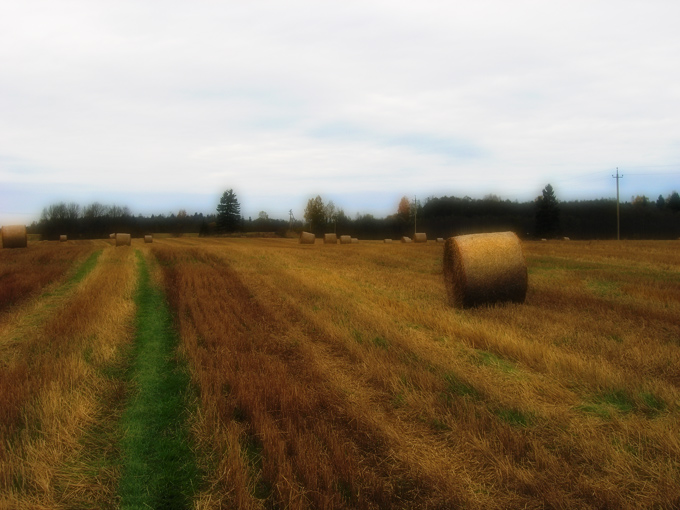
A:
216;189;241;232
535;184;560;238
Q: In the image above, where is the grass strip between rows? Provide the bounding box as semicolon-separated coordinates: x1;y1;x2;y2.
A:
118;250;199;509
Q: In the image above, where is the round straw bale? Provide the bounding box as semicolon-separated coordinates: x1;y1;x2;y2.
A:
144;235;153;243
339;235;352;244
563;237;570;241
351;238;358;243
384;239;393;243
323;233;338;244
1;225;28;248
115;233;131;247
414;233;427;243
436;238;444;243
443;231;527;308
401;236;412;243
59;235;67;242
299;231;315;244
109;233;116;239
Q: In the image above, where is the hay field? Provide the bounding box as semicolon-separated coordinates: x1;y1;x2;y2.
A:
0;238;679;508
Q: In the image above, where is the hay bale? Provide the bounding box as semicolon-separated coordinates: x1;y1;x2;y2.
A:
414;233;427;243
109;233;116;239
1;225;28;249
299;231;315;244
384;239;393;243
443;231;527;308
401;236;412;243
339;235;352;244
115;233;131;246
436;238;444;243
144;235;153;243
563;237;570;241
324;233;338;244
351;238;358;243
59;235;67;242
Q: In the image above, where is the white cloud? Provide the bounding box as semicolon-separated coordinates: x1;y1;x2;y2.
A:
1;0;679;224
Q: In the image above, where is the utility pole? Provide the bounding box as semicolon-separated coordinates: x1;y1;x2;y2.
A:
612;168;623;240
288;209;295;231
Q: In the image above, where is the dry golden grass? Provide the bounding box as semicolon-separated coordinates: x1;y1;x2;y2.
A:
150;238;680;508
0;241;99;313
0;242;137;509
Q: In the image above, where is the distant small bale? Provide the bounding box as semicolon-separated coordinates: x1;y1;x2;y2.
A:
324;233;338;244
299;231;315;244
351;238;358;243
109;233;116;239
384;239;393;243
115;233;131;247
414;233;427;243
144;235;153;243
541;238;547;242
436;238;444;243
401;236;412;243
563;237;570;241
339;235;352;244
443;231;527;308
59;235;67;242
1;225;28;249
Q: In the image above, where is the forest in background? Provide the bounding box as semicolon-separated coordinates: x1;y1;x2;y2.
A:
28;187;680;241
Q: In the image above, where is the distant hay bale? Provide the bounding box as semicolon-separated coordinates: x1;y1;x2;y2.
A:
339;235;352;244
115;233;131;247
109;233;116;239
1;225;27;249
436;238;444;243
144;235;153;243
384;239;393;243
541;238;547;242
351;238;358;243
323;233;338;244
563;237;570;241
401;236;412;243
59;235;67;242
443;231;527;308
414;233;427;243
299;231;315;244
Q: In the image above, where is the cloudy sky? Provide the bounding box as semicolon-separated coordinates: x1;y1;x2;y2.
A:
1;1;679;225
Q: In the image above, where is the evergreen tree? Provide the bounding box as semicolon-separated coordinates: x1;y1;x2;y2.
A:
216;189;241;232
535;184;560;238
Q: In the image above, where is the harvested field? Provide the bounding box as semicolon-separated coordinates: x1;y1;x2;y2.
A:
1;238;679;508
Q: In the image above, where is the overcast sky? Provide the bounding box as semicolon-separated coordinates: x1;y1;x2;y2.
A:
1;0;679;225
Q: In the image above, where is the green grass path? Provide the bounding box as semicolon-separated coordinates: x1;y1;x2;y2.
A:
118;250;199;509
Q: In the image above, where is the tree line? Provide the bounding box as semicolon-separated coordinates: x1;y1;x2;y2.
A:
31;187;680;241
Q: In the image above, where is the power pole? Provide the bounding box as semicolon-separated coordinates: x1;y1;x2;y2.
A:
612;168;623;240
289;209;295;231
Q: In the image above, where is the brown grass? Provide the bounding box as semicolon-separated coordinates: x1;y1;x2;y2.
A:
1;225;27;249
443;232;528;308
0;242;137;509
146;238;680;508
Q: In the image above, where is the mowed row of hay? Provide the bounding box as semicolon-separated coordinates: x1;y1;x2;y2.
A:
443;231;527;308
1;225;28;249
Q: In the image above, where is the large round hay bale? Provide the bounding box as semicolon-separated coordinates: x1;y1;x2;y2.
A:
436;238;444;243
1;225;28;249
59;235;67;242
351;238;358;243
339;235;352;244
414;233;427;243
144;235;153;243
384;239;393;243
443;231;527;308
401;236;412;243
109;233;116;239
299;231;315;244
323;233;338;244
115;233;131;246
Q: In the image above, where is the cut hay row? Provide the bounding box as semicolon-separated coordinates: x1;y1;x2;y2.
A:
443;231;527;308
1;225;27;249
